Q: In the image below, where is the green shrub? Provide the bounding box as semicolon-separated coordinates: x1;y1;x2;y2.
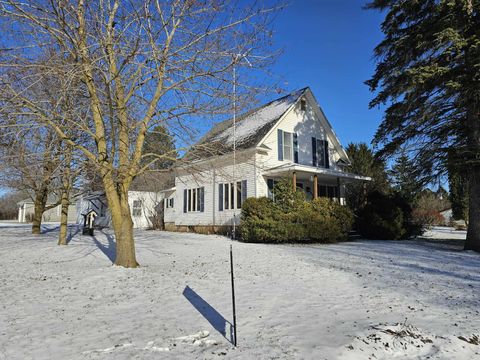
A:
241;197;280;220
358;191;422;240
272;179;306;212
239;192;354;244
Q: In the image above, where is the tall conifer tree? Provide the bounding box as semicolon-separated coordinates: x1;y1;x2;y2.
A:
389;154;423;205
367;0;480;251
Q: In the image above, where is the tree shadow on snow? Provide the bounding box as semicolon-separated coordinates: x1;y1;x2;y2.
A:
66;225;81;244
91;231;116;264
183;285;234;344
41;225;60;234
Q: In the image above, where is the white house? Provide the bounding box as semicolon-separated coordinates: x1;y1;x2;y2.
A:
76;190;164;229
163;87;370;234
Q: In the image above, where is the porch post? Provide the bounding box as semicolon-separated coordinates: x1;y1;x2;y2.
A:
292;172;297;192
313;175;318;199
336;177;341;203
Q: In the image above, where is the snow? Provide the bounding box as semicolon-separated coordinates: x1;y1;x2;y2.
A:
0;224;479;359
211;89;304;146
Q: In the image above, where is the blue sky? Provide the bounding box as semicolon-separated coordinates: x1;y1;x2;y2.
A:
0;1;386;197
270;0;385;147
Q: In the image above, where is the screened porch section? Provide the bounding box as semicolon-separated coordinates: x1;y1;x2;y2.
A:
266;176;343;204
262;164;371;205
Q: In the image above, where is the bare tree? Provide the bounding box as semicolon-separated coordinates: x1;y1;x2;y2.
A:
0;189;29;220
0;0;281;267
0;54;86;235
58;143;74;245
0;123;63;233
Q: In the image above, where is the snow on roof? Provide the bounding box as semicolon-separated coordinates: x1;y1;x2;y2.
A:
184;88;306;161
212;88;305;146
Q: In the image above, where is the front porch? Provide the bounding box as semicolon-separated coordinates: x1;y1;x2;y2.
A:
263;163;371;205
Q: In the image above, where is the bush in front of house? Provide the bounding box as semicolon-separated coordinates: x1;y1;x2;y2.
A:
239;197;304;243
358;190;422;240
239;183;354;243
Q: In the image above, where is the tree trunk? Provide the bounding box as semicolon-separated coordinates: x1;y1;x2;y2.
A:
104;178;138;267
465;167;480;251
32;187;48;234
57;189;70;245
464;90;480;251
58;144;72;245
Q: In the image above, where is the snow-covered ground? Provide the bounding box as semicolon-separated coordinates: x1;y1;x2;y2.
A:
0;224;478;359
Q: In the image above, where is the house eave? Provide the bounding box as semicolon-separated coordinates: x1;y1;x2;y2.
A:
262;163;372;182
175;146;268;171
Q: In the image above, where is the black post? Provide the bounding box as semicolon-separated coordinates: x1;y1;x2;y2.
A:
230;244;237;346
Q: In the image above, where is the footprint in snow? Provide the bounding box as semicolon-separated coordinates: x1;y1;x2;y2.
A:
176;330;218;346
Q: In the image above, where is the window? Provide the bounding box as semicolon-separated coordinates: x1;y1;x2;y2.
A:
277;129;298;163
267;178;279;200
192;188;197;212
183;187;204;213
219;180;247;211
165;197;174;209
236;182;242;209
317;185;339;200
132;200;142;216
300;98;307;112
188;189;191;211
283;131;293;161
224;183;229;210
312;138;329;168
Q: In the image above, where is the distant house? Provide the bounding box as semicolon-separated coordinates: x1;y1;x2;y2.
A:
163;87;370;234
17;196;77;223
75;171;174;229
440;208;453;225
75;190;165;229
440;208;467;228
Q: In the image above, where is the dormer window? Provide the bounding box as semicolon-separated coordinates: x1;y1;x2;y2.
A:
300;98;307;112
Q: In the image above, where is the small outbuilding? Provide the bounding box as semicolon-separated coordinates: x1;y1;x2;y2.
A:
17;196;77;223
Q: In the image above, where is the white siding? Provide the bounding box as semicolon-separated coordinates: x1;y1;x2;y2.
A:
175;153;257;226
260;94;344;171
128;191;164;229
18;202;77;223
75;191;162;229
164;192;176;224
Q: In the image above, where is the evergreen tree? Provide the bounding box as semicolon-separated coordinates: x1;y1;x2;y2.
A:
367;0;480;251
389;154;423;205
449;166;469;223
345;142;390;212
141;126;177;170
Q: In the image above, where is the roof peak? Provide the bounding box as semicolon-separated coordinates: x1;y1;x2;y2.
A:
183;87;309;162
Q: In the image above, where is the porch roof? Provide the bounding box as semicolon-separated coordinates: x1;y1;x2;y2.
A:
262;164;371;183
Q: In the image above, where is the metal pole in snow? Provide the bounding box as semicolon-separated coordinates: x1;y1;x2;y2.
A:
232;59;237;240
230;244;237;346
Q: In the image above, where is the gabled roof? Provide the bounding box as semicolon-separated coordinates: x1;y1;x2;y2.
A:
184;88;307;162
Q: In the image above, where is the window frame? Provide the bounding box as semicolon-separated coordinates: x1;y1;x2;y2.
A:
166;197;174;209
185;187;203;213
283;131;293;161
219;181;246;210
132;200;142;217
236;181;242;209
